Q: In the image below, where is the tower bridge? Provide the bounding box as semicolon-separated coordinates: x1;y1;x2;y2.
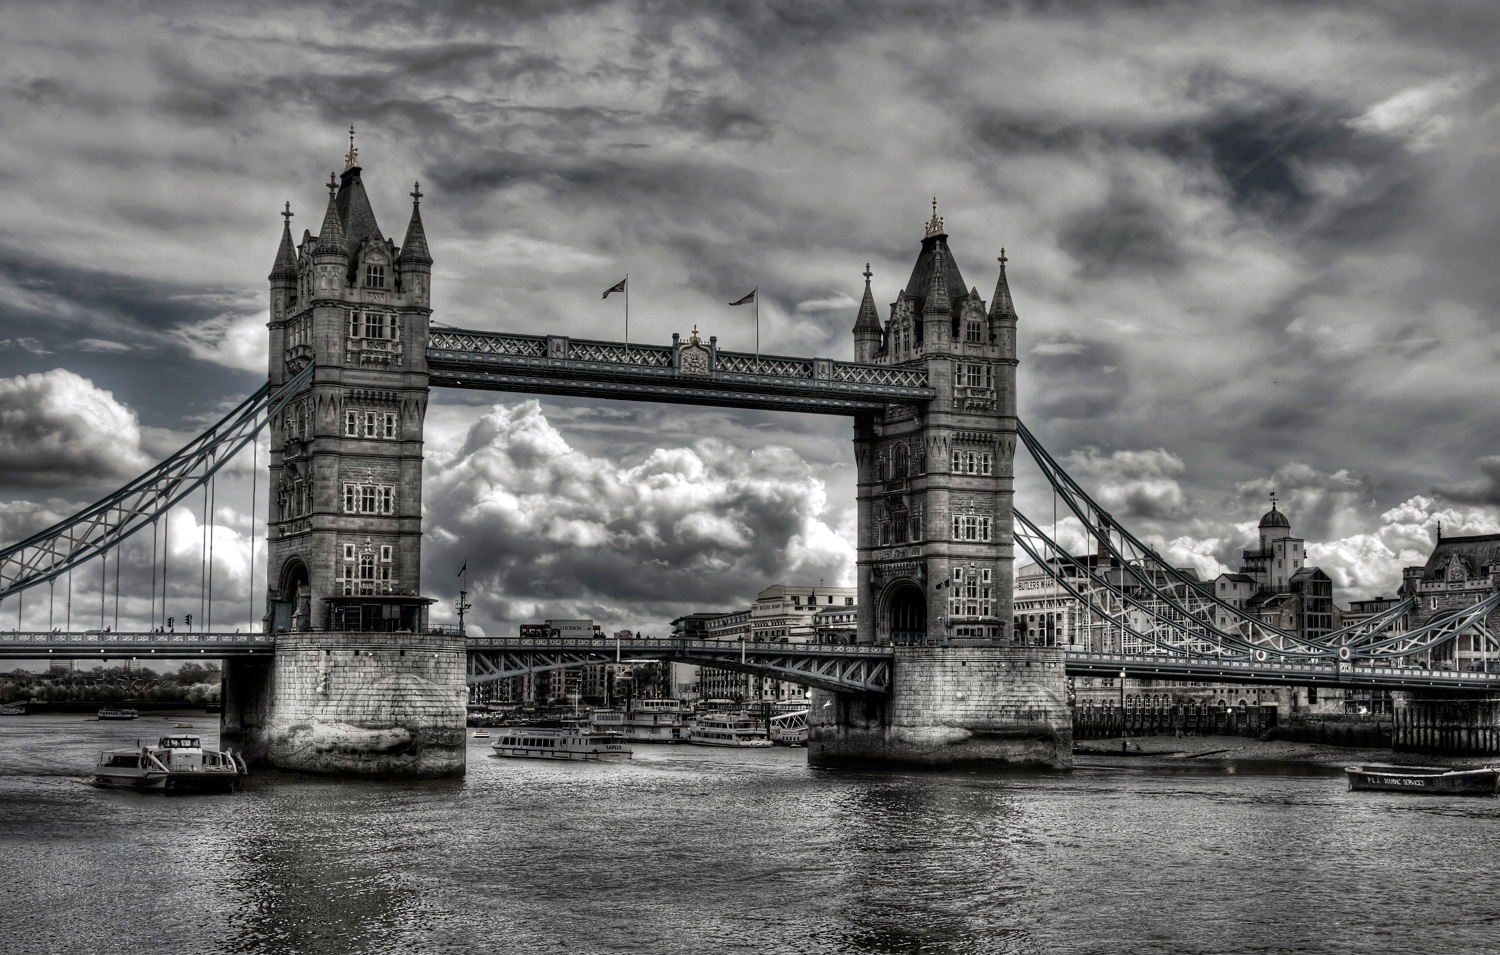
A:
5;143;1500;776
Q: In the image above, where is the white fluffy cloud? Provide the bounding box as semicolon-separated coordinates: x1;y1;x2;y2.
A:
423;400;853;635
0;369;152;487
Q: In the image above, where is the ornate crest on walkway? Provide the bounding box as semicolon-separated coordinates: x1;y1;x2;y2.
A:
677;324;711;376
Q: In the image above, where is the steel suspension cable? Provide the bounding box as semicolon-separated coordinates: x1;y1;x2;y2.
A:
199;473;209;631
113;543;120;632
99;551;106;631
206;471;216;633
150;518;158;631
249;431;257;633
66;568;72;632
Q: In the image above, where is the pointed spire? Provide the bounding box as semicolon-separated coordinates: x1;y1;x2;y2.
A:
398;181;432;266
988;247;1017;321
853;263;881;332
922;246;950;316
317;173;347;256
344;125;359;171
924;197;944;238
269;202;297;281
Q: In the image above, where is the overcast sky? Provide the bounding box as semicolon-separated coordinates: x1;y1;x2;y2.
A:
4;0;1500;637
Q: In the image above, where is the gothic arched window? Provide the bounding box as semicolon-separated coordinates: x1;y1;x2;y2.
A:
893;445;908;479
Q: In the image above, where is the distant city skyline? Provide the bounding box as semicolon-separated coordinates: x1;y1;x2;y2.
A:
3;2;1500;637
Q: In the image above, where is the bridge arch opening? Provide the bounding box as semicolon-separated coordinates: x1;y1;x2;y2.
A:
887;584;927;646
273;557;310;633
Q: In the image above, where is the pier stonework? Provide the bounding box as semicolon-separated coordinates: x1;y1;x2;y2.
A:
223;632;467;776
812;206;1071;769
808;647;1071;768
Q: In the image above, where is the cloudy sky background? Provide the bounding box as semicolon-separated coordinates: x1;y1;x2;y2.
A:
4;0;1500;637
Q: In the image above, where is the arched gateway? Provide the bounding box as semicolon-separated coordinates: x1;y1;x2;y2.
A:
223;145;1069;776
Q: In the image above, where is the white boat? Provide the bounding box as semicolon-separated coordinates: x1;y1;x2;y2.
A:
490;725;633;760
768;709;809;746
97;707;139;721
94;734;247;792
689;714;773;748
0;702;24;716
592;700;693;743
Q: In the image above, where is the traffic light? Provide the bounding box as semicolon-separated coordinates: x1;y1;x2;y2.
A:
185;614;193;630
167;616;174;630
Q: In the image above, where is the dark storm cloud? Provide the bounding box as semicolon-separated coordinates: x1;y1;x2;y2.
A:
1024;336;1129;421
1433;457;1500;506
1056;180;1181;278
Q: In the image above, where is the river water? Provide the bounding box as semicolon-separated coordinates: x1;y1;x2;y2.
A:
2;713;1497;955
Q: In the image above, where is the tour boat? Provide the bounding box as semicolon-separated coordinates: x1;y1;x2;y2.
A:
490;725;632;761
1345;764;1500;796
0;702;24;716
592;700;693;743
689;714;773;748
94;734;247;792
96;707;140;721
768;709;810;746
472;731;490;739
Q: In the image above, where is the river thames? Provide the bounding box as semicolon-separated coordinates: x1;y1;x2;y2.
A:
2;714;1497;955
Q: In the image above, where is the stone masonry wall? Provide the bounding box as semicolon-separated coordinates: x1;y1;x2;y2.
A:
224;630;467;777
809;645;1072;769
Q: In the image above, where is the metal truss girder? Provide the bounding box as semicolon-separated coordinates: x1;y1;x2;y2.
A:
0;631;275;659
465;639;893;694
427;328;935;415
0;365;314;600
1067;651;1500;692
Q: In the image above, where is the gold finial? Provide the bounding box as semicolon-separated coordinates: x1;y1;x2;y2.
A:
344;125;359;171
689;323;701;344
924;197;944;237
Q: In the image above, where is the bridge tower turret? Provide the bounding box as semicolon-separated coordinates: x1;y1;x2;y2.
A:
852;264;883;364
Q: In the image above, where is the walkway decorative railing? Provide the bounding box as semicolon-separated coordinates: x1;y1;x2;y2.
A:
427;328;934;414
0;630;274;657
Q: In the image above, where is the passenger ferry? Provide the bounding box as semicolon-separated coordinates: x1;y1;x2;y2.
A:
490;725;633;761
96;707;139;721
94;734;246;792
689;714;772;748
591;700;693;743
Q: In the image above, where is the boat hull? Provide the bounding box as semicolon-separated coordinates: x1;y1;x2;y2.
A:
93;768;241;792
1346;765;1500;796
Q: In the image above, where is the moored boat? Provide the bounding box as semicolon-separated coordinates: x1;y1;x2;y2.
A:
94;734;247;792
490;725;632;760
689;713;773;748
97;707;140;721
768;709;809;746
1346;764;1500;796
592;700;693;743
0;702;25;716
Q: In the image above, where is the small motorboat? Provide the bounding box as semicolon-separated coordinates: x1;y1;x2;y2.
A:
472;731;490;739
1345;764;1500;796
175;723;194;728
95;734;247;792
97;707;140;721
0;702;25;716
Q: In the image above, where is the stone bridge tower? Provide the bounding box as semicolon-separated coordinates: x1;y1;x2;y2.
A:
226;136;464;778
852;203;1018;648
264;137;433;634
813;204;1069;769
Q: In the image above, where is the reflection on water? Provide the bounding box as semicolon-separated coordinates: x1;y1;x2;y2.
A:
3;714;1499;954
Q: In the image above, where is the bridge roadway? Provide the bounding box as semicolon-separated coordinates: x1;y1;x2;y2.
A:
4;632;1499;694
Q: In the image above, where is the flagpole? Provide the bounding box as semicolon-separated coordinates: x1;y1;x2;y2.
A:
625;273;629;350
755;289;760;358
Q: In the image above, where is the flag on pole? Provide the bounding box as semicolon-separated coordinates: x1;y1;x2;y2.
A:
728;289;756;306
457;560;467;577
603;278;627;299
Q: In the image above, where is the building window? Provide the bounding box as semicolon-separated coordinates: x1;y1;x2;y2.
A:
950;450;993;475
951;515;991;542
966;322;983;343
342;482;396;515
383;412;398;439
345;410;359;436
349;312;361;338
380;545;393;562
365;312;385;340
365;264;385;288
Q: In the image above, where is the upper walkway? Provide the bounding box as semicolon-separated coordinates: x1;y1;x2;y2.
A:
426;328;936;414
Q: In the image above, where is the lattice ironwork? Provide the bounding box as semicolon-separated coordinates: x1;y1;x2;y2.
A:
833;363;930;387
716;353;814;379
0;365;314;601
466;636;893;694
568;340;674;366
428;330;547;357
